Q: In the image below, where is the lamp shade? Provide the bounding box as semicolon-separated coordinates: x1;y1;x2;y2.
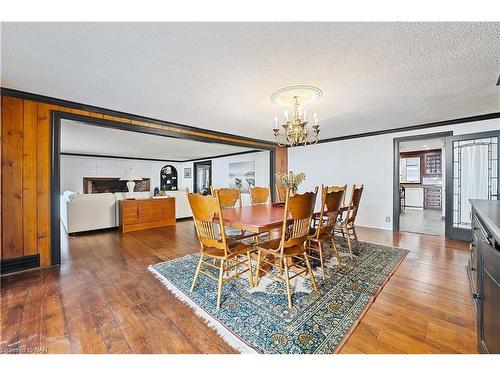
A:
120;168;141;181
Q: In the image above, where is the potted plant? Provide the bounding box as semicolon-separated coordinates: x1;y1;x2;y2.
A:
276;171;306;195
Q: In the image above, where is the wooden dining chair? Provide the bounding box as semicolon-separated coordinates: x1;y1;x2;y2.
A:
255;187;319;308
186;189;254;310
307;185;344;279
327;184;348;206
312;184;347;227
333;184;364;260
249;186;270;205
210;187;253;241
210;187;242;208
275;184;286;203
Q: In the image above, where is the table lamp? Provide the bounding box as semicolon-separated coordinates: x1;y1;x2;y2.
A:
120;168;142;198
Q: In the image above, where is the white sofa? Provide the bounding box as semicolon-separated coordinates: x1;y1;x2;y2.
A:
61;190;192;234
60;191;116;234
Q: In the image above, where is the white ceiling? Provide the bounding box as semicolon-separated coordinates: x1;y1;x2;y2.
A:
61;120;257;160
399;138;444;152
2;22;500;141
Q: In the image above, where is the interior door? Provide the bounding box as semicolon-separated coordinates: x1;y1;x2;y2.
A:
193;160;212;194
445;131;499;240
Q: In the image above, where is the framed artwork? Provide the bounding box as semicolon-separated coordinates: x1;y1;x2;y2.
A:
228;161;255;194
184;168;192;178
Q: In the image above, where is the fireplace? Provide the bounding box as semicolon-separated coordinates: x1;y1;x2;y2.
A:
83;177;151;194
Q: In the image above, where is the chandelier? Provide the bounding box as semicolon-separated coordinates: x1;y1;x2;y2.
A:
273;96;320;147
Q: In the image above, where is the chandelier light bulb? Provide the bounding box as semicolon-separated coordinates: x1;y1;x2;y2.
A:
273;95;320;147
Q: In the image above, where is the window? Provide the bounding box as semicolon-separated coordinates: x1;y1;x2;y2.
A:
400;157;421;183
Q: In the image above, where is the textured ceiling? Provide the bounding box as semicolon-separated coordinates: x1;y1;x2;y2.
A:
61;120;256;160
2;22;499;141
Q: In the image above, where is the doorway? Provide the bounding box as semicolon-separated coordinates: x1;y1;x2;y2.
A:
51;111;276;266
394;132;451;236
394;130;500;240
193;160;212;194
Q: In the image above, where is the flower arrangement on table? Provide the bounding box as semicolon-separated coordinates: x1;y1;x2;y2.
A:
276;171;306;195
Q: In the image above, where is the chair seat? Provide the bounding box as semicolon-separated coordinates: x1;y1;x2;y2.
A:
202;240;252;259
308;227;332;241
256;238;305;257
334;221;354;229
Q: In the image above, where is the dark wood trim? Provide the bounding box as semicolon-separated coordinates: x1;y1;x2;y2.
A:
270;148;276;202
319;112;500;145
58;111;273;150
181;150;265;162
51;112;62;266
392;131;453;233
0;255;40;275
1;87;275;148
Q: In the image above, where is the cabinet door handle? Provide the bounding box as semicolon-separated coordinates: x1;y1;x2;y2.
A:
472;292;480;300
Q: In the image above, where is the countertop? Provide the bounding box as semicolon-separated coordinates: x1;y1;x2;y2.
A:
470;199;500;243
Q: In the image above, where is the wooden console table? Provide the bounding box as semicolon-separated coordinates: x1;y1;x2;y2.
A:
119;197;176;233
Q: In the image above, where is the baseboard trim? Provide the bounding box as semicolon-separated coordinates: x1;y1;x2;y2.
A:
176;217;193;222
0;255;40;275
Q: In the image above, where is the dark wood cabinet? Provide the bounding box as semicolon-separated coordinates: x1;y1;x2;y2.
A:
424;186;442;209
424;152;441;176
469;200;500;354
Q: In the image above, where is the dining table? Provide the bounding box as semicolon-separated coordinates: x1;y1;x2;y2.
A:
219;203;349;276
220;203;349;234
220;203;287;235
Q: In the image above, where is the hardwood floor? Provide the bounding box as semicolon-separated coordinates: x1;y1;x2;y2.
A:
0;221;477;354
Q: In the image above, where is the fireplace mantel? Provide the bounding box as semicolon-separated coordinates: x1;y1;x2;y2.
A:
83;177;151;194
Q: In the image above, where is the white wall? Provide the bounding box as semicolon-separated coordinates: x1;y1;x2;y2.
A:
61;155;182;194
289;118;500;231
180;151;271;205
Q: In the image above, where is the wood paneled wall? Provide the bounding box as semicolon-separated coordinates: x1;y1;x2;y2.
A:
1;97;57;266
1;93;287;267
274;146;288;200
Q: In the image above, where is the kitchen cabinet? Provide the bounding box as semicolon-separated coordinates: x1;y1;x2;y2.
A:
424;186;442;209
424;152;442;175
469;200;500;354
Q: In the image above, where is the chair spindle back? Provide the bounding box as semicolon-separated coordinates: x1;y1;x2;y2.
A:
281;187;319;251
346;184;364;224
312;185;344;238
186;189;228;255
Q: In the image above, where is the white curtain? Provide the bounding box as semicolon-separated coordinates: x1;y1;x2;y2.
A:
459;144;489;225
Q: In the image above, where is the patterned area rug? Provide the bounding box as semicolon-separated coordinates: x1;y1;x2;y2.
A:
148;239;408;354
